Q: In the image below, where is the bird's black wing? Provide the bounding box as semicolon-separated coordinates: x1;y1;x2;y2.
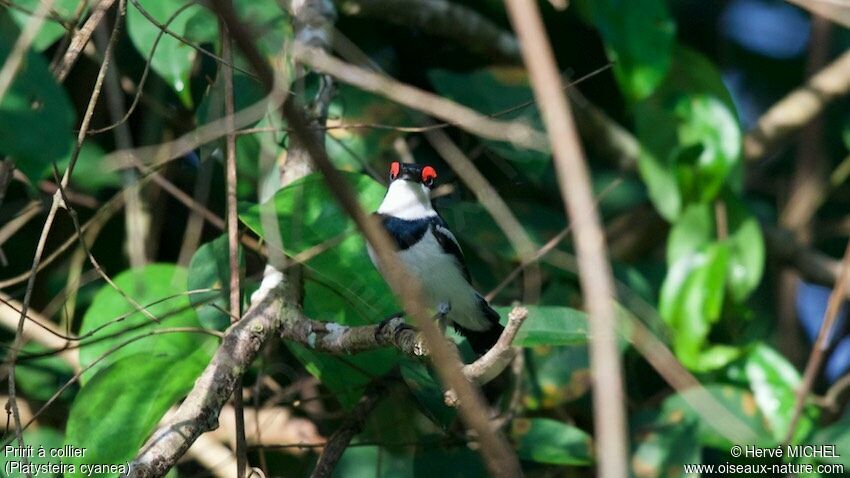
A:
429;215;471;283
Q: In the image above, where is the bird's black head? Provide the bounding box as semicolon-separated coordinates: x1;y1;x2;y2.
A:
389;161;437;189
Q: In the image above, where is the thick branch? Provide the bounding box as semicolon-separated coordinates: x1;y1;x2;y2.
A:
309;384;384;478
745;48;850;162
462;306;527;384
336;0;520;62
127;271;291;477
764;225;850;297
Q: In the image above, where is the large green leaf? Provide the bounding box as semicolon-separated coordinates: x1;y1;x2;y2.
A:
64;348;212;478
660;200;763;369
635;47;742;221
494;305;588;347
512;418;593;465
0;12;74;182
78;264;210;383
659;239;729;369
744;344;818;444
661;384;772;450
631;410;700;477
575;0;676;101
127;0;212;106
240;171;395;313
187;234;244;331
184;0;291;59
9;0;82;51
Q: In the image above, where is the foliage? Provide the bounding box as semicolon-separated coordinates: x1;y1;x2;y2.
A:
1;0;849;477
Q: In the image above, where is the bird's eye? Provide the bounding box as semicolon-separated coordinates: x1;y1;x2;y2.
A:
389;161;400;180
421;166;437;187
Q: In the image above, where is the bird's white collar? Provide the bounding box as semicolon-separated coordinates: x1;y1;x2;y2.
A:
377;180;437;220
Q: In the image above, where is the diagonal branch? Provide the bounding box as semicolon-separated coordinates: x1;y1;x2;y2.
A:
336;0;520;62
503;2;629;478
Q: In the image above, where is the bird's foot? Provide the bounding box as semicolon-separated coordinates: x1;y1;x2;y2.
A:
375;312;414;340
434;302;451;319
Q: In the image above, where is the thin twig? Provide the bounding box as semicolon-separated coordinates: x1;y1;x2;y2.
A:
784;239;850;443
2;0;124;460
292;43;546;152
503;2;629;477
221;22;248;478
485;178;624;301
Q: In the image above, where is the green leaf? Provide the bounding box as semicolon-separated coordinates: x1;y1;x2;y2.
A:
575;0;676;101
659;239;729;369
744;344;818;444
185;0;292;58
78;264;210;383
64;349;212;477
724;197;765;302
631;410;700;478
0;427;64;478
512;418;593;465
494;306;588;347
240;171;395;314
661;384;773;450
187;235;244;330
428;67;550;178
659;199;763;369
0;12;74;182
635;47;741;221
9;0;82;51
127;0;212;106
524;344;591;409
673;95;742;203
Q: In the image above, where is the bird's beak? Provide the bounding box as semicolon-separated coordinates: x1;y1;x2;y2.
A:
399;171;418;182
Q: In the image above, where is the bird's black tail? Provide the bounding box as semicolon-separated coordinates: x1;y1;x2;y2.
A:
456;296;504;355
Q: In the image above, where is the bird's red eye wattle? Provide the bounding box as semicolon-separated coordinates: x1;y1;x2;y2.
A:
389;162;400;180
421;166;437;185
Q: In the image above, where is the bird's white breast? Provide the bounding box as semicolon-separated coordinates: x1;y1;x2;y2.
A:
394;230;491;331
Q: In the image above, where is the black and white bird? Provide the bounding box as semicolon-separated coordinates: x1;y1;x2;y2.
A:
367;161;504;355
